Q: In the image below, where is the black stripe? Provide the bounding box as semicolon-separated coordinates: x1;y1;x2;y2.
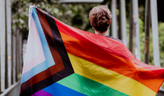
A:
44;13;74;73
20;9;74;96
20;69;74;96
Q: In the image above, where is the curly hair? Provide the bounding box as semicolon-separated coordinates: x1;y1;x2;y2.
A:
89;5;112;33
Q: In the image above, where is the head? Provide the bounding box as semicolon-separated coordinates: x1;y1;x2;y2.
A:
89;5;112;34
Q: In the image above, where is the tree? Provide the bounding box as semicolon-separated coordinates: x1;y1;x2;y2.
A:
12;0;99;40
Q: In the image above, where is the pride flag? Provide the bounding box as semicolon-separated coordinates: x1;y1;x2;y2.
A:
20;6;164;96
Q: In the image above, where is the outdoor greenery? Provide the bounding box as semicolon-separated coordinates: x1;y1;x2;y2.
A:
12;0;99;39
12;0;164;66
12;0;164;88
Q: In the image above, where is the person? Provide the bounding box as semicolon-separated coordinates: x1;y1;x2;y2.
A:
89;5;122;42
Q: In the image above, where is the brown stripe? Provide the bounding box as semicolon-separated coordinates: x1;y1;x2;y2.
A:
20;7;65;93
37;7;65;72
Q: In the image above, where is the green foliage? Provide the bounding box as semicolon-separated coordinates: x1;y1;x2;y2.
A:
139;18;145;62
13;1;164;67
140;21;164;67
12;0;99;39
126;18;155;66
158;22;164;67
136;19;164;68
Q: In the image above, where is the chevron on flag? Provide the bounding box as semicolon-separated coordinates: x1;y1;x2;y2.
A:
20;6;164;96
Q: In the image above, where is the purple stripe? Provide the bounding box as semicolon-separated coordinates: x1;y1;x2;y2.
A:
32;90;53;96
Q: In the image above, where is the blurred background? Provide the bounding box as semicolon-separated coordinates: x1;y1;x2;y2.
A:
1;0;164;95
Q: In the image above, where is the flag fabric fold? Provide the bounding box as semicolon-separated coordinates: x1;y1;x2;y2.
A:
20;6;164;96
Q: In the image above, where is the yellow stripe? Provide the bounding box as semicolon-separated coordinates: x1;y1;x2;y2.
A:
68;53;156;96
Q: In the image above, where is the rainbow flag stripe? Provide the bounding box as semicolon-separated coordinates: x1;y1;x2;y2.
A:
20;6;164;96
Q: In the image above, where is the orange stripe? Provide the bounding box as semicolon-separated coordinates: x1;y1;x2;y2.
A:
60;32;163;92
55;18;164;77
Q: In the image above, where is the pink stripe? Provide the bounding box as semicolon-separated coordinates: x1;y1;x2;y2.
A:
32;90;52;96
22;16;45;74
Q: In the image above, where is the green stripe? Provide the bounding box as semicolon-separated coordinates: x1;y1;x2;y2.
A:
57;73;129;96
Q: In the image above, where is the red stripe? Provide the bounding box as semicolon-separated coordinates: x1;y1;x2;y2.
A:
60;32;164;92
54;18;164;92
54;18;164;75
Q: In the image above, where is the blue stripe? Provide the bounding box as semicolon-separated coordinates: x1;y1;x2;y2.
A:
43;83;87;96
21;6;55;84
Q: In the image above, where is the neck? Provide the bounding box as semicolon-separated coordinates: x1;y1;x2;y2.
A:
95;30;108;36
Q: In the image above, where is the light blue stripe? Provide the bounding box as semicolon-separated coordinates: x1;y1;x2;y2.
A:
21;6;55;84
